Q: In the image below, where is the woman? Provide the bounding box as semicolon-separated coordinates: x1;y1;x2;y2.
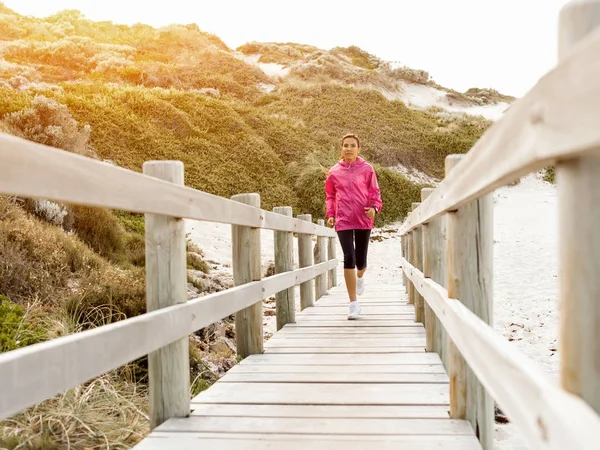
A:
325;133;382;319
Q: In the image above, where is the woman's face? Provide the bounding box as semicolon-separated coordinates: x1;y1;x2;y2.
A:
341;137;360;162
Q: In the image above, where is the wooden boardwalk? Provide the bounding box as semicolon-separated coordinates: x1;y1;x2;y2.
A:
135;282;481;449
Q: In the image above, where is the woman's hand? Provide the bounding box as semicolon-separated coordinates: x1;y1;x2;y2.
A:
327;217;335;228
364;207;376;219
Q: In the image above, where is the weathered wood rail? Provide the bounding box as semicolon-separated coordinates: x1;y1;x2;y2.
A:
0;136;338;428
400;2;600;449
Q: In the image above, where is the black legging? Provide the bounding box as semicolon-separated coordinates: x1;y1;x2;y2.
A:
337;229;371;270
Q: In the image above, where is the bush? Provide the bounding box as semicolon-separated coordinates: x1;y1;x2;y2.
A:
3;94;95;157
67;205;127;263
0;196;102;304
0;295;46;352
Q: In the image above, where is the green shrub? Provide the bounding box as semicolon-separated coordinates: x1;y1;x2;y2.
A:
0;295;46;352
67;205;127;263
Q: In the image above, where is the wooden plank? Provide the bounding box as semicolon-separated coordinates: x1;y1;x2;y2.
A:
281;320;424;328
0;260;335;421
263;338;425;348
143;161;190;429
558;0;600;418
273;206;295;330
411;205;424;324
399;27;600;235
421;188;436;353
239;353;441;365
327;236;337;289
133;434;482;450
402;258;600;450
298;214;315;310
445;154;493;448
226;364;447;374
218;372;448;384
295;314;414;320
0;133;336;236
299;306;414;314
278;326;425;335
192;382;449;405
231;193;263;358
315;219;327;299
263;347;425;354
154;416;472;435
188;404;451;418
270;334;426;340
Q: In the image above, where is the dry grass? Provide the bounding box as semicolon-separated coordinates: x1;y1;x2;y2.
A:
0;375;149;450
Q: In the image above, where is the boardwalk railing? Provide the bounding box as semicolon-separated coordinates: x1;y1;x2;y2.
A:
400;3;600;449
0;134;338;429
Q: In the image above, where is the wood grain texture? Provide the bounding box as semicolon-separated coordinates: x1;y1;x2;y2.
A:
402;258;600;450
155;416;472;435
192;382;449;405
143;161;190;429
133;435;482;450
188;403;450;418
298;214;315;310
315;219;327;300
557;0;600;417
421;188;436;353
445;154;493;449
328;236;338;289
273;206;296;331
411;207;424;324
231;193;263;358
224;364;447;375
218;372;448;384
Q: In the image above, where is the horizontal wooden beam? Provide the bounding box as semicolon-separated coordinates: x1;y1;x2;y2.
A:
401;258;600;449
400;26;600;234
0;133;335;237
0;259;337;420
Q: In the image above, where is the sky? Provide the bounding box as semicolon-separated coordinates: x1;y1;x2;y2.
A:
4;0;572;98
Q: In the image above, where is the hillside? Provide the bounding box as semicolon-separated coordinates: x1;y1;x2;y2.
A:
0;4;516;449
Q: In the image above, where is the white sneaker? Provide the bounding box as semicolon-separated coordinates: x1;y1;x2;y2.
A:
357;276;365;296
348;301;361;320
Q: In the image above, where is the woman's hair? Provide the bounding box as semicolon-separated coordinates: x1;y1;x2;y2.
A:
341;133;360;147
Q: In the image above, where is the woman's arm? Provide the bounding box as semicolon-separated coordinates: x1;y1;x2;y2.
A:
325;172;336;219
368;168;383;213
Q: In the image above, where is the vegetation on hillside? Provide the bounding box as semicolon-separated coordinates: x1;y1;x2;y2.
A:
0;4;514;448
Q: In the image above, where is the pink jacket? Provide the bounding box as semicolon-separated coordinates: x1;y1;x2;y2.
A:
325;157;383;231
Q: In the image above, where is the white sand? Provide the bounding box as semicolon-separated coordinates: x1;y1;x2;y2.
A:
399;81;510;121
186;172;558;448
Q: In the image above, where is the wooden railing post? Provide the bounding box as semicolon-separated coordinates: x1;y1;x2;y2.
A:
557;0;600;415
328;234;337;289
273;206;295;331
143;160;190;430
421;188;436;353
407;230;414;304
411;202;424;324
231;193;263;358
298;214;315;310
315;219;327;299
445;154;493;449
401;235;409;293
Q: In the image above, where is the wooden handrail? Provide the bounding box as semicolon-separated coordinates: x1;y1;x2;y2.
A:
402;259;600;450
0;259;337;421
399;24;600;235
0;133;336;238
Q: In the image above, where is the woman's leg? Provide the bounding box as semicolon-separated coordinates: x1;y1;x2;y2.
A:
337;230;357;302
355;229;372;279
